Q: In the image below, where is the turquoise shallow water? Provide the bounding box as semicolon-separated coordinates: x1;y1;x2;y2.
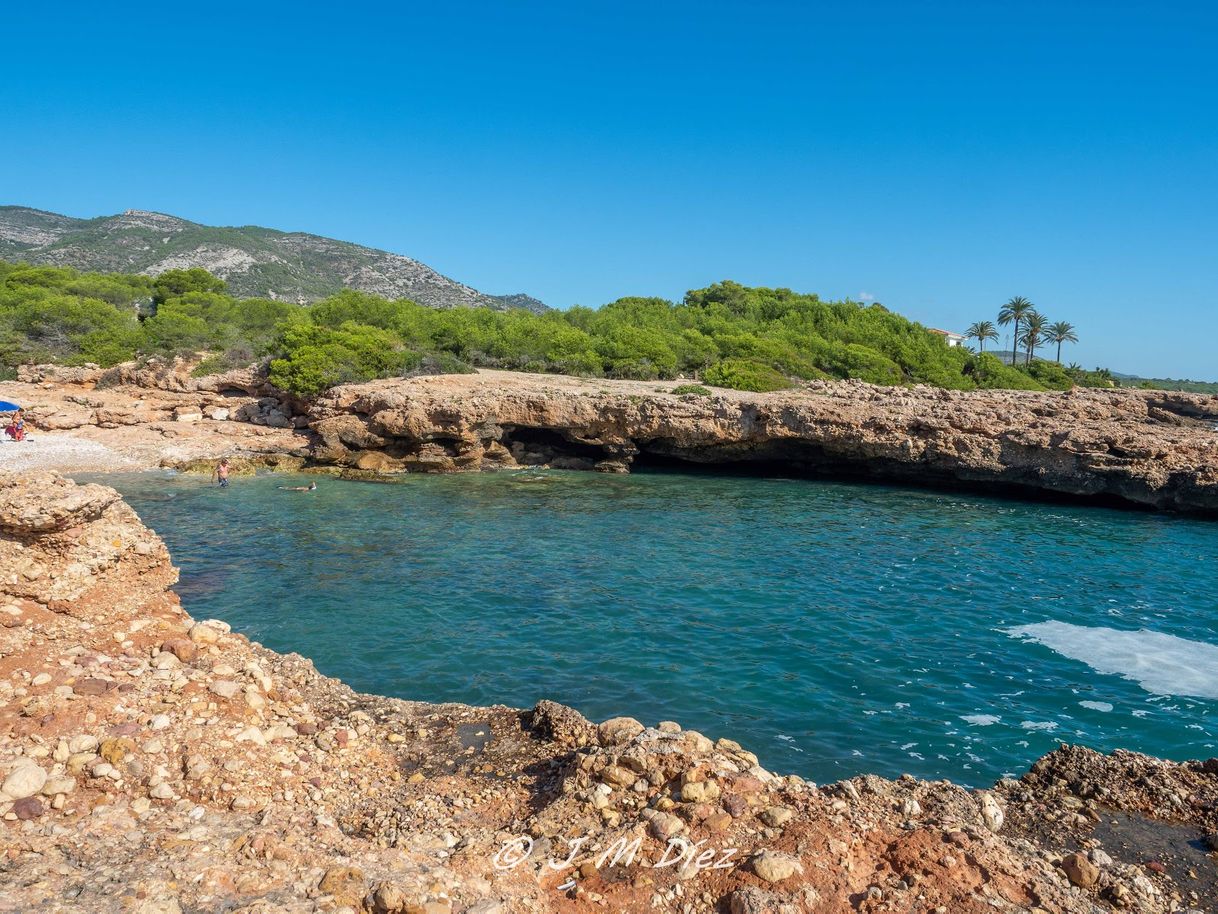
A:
92;469;1218;787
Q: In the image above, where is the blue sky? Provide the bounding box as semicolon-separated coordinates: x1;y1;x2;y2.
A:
3;1;1215;378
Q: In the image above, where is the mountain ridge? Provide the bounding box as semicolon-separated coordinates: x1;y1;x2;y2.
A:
0;205;548;312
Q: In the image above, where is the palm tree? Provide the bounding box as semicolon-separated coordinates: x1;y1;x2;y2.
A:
965;320;999;353
1020;312;1048;365
997;296;1034;365
1046;321;1078;363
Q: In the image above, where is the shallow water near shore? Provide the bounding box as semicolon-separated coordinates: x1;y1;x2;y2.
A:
90;469;1218;786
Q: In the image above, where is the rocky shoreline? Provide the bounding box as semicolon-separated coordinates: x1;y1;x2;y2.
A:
2;472;1217;913
4;362;1218;514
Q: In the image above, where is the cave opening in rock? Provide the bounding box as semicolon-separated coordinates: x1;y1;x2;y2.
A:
502;426;613;463
629;440;1160;512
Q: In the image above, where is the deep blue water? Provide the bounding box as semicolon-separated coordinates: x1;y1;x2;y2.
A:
92;469;1218;787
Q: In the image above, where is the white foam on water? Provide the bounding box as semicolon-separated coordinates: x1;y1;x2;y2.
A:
961;714;1001;726
1079;701;1114;712
1020;721;1058;731
1006;621;1218;701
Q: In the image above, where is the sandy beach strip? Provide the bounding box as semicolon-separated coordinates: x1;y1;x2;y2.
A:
0;433;142;474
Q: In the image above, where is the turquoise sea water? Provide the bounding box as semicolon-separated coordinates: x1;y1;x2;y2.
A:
93;470;1218;787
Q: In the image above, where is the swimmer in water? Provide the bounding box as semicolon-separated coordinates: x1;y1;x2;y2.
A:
278;482;317;492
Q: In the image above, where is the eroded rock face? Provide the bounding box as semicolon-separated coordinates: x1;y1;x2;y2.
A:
308;371;1218;513
2;473;1217;913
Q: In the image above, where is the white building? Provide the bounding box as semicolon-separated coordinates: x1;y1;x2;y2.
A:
929;328;966;347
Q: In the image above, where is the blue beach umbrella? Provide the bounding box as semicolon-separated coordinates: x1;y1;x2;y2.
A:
0;401;20;412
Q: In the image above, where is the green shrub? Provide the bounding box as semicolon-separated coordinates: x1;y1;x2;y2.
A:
964;353;1044;391
408;352;477;376
671;383;713;396
268;323;409;396
704;358;792;392
821;343;904;385
152;268;226;306
1025;359;1075;390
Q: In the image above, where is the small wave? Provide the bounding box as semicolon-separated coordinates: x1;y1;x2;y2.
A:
1006;621;1218;700
1020;720;1058;731
1079;700;1114;712
960;714;1001;726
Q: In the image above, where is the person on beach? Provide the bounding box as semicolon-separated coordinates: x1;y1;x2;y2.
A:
212;458;231;488
4;411;26;442
277;481;317;492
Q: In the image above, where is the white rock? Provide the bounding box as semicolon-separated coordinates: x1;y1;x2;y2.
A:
235;727;267;746
978;792;1005;832
69;735;99;754
2;763;47;799
209;681;241;699
42;777;76;796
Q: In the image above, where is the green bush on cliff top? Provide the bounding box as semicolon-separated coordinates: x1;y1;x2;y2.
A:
0;262;1113;397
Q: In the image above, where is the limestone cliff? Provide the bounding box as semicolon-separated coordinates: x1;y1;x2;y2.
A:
309;371;1218;514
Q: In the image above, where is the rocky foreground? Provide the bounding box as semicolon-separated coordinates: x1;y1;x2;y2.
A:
5;362;1218;513
2;472;1217;914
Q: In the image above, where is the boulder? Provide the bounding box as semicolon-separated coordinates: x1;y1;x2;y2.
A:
597;716;645;746
751;850;804;883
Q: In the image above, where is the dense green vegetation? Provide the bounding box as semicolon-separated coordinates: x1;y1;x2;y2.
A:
1118;375;1218;394
0;262;1145;397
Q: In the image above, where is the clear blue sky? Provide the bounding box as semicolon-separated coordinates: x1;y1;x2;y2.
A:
3;1;1215;378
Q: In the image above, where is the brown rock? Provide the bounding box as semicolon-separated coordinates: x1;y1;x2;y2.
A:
73;678;115;696
1061;852;1100;889
13;796;45;820
370;881;410;913
318;866;365;905
723;794;749;817
704;812;733;832
529;700;595;747
161;638;197;662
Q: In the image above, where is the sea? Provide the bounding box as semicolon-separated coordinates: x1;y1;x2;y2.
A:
91;468;1218;787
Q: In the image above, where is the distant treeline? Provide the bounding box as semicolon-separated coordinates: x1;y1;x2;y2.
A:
0;262;1123;397
1120;376;1218;394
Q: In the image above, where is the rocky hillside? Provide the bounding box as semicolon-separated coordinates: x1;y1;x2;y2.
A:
0;206;548;312
3;470;1217;913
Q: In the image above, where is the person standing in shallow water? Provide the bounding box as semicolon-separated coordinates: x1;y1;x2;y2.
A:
212;458;231;488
